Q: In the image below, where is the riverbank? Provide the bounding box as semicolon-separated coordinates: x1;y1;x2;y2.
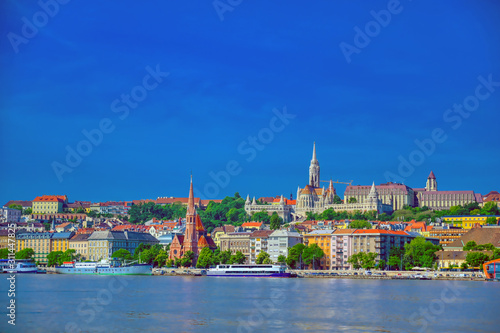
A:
151;267;488;281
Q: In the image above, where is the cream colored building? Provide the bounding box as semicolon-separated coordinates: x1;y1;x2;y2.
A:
69;234;90;260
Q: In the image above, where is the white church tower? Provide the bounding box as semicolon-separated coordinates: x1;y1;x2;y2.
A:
309;142;320;188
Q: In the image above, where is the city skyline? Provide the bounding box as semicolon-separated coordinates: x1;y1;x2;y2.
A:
2;1;500;205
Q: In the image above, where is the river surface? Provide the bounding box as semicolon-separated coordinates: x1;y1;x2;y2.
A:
0;275;498;332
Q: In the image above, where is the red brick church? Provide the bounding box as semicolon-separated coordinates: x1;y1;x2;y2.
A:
168;176;216;265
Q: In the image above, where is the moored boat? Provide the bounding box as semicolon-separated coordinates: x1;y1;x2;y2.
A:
55;258;152;275
207;264;291;277
4;259;39;274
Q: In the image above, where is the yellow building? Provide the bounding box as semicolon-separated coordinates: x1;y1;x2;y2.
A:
16;232;53;264
51;232;74;252
32;195;68;214
211;225;236;248
303;230;335;269
443;215;500;229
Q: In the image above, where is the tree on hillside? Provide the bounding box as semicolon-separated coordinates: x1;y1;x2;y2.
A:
348;197;357;203
270;212;283;230
486;216;498;225
8;204;23;211
333;195;342;204
23;208;32;215
349;220;372;229
251;211;271;224
482;202;500;215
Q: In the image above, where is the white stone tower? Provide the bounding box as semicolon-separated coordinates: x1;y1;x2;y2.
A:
309;142;320;188
426;171;437;192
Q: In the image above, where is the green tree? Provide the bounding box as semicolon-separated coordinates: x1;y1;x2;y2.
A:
287;243;305;269
23;208;32;215
277;255;286;264
112;249;133;261
404;237;441;269
140;244;163;265
8;204;23;211
490;248;500;260
333;195;342;204
463;241;478;251
256;251;271;264
196;248;214;268
154;250;168;267
302;244;324;269
218;250;232;264
0;248;9;259
348;197;357;203
349;220;372;229
460;262;468;271
466;252;490;268
360;252;377;269
270;212;283;230
229;251;246;264
482;202;500;215
305;211;320;221
47;251;64;267
376;259;386;270
348;253;362;270
166;259;174;267
180;251;195;267
387;256;401;270
251;211;271;224
76;207;85;214
486;216;498;225
15;248;34;260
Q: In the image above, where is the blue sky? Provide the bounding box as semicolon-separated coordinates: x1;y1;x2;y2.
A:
1;0;499;205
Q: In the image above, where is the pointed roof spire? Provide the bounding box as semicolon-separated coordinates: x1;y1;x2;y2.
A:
279;195;284;204
252;196;256;205
428;171;436;179
369;181;377;193
312;141;317;162
187;174;195;215
245;194;251;204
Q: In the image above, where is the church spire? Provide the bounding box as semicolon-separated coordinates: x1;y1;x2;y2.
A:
187;174;196;215
309;142;320;187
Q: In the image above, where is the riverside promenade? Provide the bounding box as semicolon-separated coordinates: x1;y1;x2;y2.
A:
151;267;487;281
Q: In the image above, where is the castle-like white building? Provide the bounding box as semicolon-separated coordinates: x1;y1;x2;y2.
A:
295;143;337;215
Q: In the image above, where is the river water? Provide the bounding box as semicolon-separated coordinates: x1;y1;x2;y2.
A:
0;275;498;332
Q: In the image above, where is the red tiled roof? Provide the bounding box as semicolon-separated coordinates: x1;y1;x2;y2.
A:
242;222;263;227
198;235;209;248
428;171;436;179
354;229;409;236
195;214;206;232
33;195;66;203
